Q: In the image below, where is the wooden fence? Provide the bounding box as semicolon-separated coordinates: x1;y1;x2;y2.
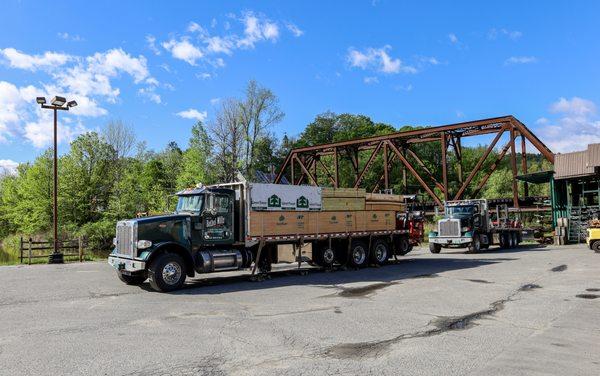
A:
19;237;85;264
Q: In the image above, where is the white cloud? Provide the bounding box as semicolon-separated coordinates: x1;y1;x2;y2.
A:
162;38;204;65
448;33;459;44
0;48;72;71
237;12;280;48
0;47;157;148
504;56;537;65
347;46;416;74
363;76;379;84
146;35;161;55
205;36;235;55
538;97;600;153
138;87;161;104
0;159;19;175
286;23;304;37
176;108;207;122
488;28;522;40
57;32;84;42
210;97;221;105
550;97;596;116
197;72;212;80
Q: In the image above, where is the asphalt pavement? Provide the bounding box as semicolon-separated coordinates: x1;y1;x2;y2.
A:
0;243;598;375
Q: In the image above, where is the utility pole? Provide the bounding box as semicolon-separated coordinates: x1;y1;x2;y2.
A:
36;96;77;264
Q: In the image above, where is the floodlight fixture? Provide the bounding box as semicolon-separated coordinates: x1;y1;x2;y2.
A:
36;97;47;105
67;100;77;108
51;96;66;106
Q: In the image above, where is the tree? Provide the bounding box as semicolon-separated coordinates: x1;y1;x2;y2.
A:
177;122;213;188
102;120;136;159
239;80;284;178
211;98;244;182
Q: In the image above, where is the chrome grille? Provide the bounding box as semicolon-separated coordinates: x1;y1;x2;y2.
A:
115;221;136;257
439;219;460;237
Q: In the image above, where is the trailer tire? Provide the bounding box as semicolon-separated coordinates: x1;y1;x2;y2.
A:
370;239;390;265
313;244;336;267
511;232;518;248
148;253;186;292
429;243;442;254
508;232;515;248
348;240;369;268
592;241;600;253
117;271;146;285
499;232;506;249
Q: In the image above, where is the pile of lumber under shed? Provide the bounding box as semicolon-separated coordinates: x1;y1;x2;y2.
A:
365;192;406;211
589;219;600;228
321;188;366;211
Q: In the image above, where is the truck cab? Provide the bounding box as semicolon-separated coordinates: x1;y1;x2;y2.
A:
428;199;522;254
108;185;252;292
428;200;489;253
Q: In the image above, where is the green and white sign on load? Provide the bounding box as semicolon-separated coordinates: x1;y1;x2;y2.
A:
249;183;322;211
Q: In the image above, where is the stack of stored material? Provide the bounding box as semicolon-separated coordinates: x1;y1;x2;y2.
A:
248;210;395;237
589;219;600;228
321;187;366;211
249;183;322;211
365;193;406;211
554;217;569;245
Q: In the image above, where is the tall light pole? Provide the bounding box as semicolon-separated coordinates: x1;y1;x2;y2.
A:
36;96;77;264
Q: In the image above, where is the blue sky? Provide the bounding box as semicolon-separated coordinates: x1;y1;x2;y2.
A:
1;0;600;173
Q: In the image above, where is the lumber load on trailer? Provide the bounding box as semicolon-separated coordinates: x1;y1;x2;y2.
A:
247;210;395;237
365;192;406;211
322;187;366;211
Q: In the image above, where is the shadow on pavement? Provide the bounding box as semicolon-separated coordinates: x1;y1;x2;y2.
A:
139;256;518;296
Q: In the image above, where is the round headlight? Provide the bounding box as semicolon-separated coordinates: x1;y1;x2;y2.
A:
136;240;152;249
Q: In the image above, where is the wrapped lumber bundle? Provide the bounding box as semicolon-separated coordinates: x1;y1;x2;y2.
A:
249;183;322;211
365;193;406;211
321;187;366;211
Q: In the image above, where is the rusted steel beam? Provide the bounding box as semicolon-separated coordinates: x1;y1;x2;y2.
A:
290;153;295;184
453;126;507;200
509;126;520;208
317;157;336;186
388;141;443;207
383;142;389;190
312;156;318;186
372;153;397;192
354;142;383;188
511;118;554;163
405;148;445;193
441;132;449;201
334;146;339;188
295;155;317;186
290;115;514;154
521;134;529;197
274;151;293;183
472;141;512;197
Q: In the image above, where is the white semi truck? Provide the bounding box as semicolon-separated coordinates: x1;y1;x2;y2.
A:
428;199;523;253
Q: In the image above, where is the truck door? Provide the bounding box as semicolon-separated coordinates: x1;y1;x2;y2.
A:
202;192;234;244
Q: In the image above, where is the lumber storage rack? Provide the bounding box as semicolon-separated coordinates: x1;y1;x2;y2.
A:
274;115;554;209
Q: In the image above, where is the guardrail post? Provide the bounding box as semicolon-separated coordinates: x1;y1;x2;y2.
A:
19;237;23;264
28;238;32;265
78;237;83;262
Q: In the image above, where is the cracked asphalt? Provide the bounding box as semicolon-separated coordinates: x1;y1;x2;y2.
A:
1;243;599;375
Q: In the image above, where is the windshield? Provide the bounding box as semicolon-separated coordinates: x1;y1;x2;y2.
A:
176;195;204;212
446;205;477;218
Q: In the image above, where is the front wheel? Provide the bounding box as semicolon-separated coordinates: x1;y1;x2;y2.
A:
117;271;147;285
429;243;442;254
467;235;481;253
592;241;600;253
148;253;187;292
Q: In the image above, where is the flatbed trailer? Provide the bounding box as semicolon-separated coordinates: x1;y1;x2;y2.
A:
108;181;423;292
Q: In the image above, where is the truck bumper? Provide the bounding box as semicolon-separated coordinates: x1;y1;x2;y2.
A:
108;255;146;274
429;237;472;246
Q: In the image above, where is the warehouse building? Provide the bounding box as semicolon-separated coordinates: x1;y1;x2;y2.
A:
552;143;600;242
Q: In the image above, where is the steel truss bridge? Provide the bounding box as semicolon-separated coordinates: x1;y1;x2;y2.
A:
274;115;554;208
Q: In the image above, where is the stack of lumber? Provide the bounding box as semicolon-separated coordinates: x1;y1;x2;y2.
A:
589;219;600;228
554;217;569;245
321;188;366;211
365;193;406;211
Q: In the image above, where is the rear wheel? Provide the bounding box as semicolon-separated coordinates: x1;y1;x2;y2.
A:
370;239;390;265
313;244;336;267
508;233;515;248
148;253;186;292
512;232;518;248
117;271;146;285
429;242;442;254
348;240;369;268
592;241;600;253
